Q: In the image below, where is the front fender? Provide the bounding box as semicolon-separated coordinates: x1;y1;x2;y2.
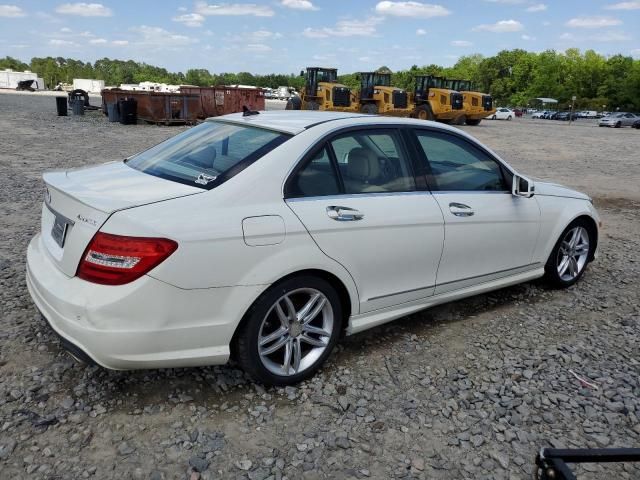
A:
533;196;600;264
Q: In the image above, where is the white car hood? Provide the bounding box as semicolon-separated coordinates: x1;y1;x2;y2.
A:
533;180;590;201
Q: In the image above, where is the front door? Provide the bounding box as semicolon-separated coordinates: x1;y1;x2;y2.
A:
412;128;540;294
285;128;445;313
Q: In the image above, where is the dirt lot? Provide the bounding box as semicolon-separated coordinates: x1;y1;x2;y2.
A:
1;92;639;480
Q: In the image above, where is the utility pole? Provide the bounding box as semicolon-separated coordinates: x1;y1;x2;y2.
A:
569;95;576;125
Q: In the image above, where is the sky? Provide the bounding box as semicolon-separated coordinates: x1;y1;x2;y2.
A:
0;1;639;74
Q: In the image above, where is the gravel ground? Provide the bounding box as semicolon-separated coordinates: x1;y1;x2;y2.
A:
1;92;639;480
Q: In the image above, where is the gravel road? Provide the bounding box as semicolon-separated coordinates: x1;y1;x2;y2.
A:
1;92;639;480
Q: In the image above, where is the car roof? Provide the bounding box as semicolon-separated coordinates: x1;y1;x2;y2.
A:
208;111;368;135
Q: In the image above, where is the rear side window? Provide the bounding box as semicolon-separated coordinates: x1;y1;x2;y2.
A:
126;121;290;189
330;131;415;194
415;130;508;192
287;146;341;198
286;129;416;198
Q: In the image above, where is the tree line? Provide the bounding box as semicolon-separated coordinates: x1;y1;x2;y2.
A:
1;48;638;110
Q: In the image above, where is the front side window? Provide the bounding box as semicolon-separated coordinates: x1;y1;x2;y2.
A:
330;130;416;194
126;121;290;189
415;130;508;192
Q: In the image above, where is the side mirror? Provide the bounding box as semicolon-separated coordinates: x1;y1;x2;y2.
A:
512;174;535;198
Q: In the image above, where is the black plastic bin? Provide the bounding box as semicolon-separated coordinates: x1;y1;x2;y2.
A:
71;99;84;116
118;98;137;125
106;103;119;122
56;96;68;116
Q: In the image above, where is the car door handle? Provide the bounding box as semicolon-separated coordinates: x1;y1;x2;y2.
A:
326;206;365;221
449;202;474;217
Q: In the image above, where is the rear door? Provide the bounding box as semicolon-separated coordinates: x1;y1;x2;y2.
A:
285;128;445;314
410;128;540;294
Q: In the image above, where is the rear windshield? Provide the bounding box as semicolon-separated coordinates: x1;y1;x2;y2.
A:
126;121;291;189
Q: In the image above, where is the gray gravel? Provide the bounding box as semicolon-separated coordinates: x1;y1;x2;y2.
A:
1;92;639;479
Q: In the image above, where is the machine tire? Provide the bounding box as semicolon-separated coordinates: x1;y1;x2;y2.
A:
465;118;481;126
303;101;319;111
416;104;434;121
285;96;302;110
360;103;378;115
454;114;466;126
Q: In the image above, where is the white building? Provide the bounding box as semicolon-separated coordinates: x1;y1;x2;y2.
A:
0;69;45;90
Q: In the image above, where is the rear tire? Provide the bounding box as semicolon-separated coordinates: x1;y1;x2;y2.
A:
465;118;481;126
543;219;594;289
234;276;343;386
360;103;378;115
285;96;301;110
454;114;466;126
415;104;434;121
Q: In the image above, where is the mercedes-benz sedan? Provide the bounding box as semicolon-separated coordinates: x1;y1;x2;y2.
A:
27;112;600;385
598;112;638;127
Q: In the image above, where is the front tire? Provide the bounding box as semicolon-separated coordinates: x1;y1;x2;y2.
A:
465;118;481;126
415;104;434;121
360;103;378;115
234;276;342;386
507;115;512;121
544;219;594;288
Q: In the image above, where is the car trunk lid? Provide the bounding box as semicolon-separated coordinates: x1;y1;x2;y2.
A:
41;161;203;277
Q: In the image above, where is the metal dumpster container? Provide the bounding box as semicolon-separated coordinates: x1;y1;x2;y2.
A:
101;89;200;125
180;86;265;119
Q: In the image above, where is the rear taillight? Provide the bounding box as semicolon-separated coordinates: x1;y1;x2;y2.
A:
77;232;178;285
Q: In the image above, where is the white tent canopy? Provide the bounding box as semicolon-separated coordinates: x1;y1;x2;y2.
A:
535;97;558;104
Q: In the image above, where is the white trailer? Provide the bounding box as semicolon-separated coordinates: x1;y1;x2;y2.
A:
0;69;45;90
73;79;106;93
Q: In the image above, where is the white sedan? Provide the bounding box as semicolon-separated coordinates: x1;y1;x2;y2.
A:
487;108;514;120
27;112;600;385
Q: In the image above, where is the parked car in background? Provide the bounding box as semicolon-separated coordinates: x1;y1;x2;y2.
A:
531;111;548;119
514;109;523;117
577;110;598;119
25;112;600;385
598;112;639;127
276;86;292;100
487;108;514;120
632;119;640;129
555;111;578;121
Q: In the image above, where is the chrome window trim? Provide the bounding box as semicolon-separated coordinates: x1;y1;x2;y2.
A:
285;191;433;202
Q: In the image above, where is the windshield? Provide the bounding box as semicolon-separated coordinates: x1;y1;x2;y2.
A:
126;121;290;189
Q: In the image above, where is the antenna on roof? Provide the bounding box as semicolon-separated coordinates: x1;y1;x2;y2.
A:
242;105;260;116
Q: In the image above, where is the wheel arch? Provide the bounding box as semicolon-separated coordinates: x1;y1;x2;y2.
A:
230;268;355;352
575;214;598;261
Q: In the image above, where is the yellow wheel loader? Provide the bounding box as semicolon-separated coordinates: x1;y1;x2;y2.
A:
412;75;464;123
444;79;495;126
286;67;359;112
357;72;414;116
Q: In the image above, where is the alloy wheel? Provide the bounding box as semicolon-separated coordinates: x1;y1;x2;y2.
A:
556;226;590;282
258;288;333;376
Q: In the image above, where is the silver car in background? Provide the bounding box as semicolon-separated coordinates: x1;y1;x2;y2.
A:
598;112;639;127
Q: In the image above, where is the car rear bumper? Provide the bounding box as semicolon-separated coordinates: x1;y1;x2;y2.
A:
26;233;266;370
